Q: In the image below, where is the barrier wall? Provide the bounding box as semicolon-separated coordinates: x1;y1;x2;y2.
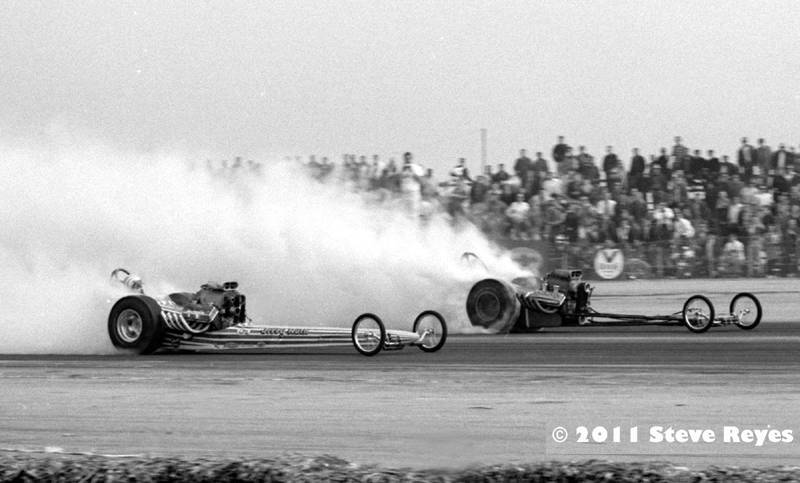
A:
498;236;796;280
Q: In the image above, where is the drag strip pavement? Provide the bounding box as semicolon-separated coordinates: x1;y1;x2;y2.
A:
0;322;798;469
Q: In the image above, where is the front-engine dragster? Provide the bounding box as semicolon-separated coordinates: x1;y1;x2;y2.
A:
108;268;447;355
465;266;761;334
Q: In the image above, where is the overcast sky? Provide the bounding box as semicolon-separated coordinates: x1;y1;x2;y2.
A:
2;1;799;172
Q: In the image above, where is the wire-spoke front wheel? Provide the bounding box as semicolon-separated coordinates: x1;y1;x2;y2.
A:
412;310;447;352
351;313;386;356
730;292;762;330
682;295;715;333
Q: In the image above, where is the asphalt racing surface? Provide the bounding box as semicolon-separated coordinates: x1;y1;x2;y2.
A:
2;321;799;469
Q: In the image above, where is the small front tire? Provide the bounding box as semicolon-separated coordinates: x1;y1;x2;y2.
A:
412;310;448;353
730;292;762;330
351;313;386;356
682;295;715;333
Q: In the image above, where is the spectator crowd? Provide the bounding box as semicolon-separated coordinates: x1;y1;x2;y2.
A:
209;135;800;278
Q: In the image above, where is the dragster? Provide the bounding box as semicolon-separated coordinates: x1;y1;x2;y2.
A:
465;265;762;334
108;269;447;356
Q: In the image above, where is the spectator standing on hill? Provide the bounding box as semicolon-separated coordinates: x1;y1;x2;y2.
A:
654;147;670;174
532;152;549;177
576;146;599;181
553;136;570;175
756;138;772;177
671;136;690;172
514;149;533;180
771;143;793;173
629;148;646;192
706;150;720;176
492;163;511;184
738;137;757;181
687;150;706;180
450;157;472;183
602;146;620;179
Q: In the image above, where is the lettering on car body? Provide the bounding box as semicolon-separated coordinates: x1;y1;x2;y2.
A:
235;327;309;336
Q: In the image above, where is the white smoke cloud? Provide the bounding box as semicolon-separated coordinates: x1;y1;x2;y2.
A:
0;132;524;354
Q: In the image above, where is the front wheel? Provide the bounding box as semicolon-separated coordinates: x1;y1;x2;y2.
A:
412;310;448;353
108;296;165;354
682;295;715;333
730;292;762;330
351;313;386;356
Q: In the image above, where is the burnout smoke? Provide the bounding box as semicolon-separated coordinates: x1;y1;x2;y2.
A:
0;134;525;354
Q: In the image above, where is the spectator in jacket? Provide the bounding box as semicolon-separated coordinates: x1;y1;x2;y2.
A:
532;152;549;177
513;149;533;181
602;146;620;180
629;148;646;192
576;146;599;180
738;137;757;181
552;136;570;175
450;157;472;183
771;143;793;174
492;163;511;184
671;136;690;171
756;138;772;177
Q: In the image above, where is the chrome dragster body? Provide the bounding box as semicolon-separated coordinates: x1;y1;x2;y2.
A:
108;269;447;356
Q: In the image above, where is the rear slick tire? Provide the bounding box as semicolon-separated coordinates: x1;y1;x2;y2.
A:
466;278;521;333
108;296;165;354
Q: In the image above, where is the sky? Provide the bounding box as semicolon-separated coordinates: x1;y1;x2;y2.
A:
2;0;800;173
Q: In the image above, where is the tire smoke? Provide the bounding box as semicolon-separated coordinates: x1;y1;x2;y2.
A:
0;135;524;354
